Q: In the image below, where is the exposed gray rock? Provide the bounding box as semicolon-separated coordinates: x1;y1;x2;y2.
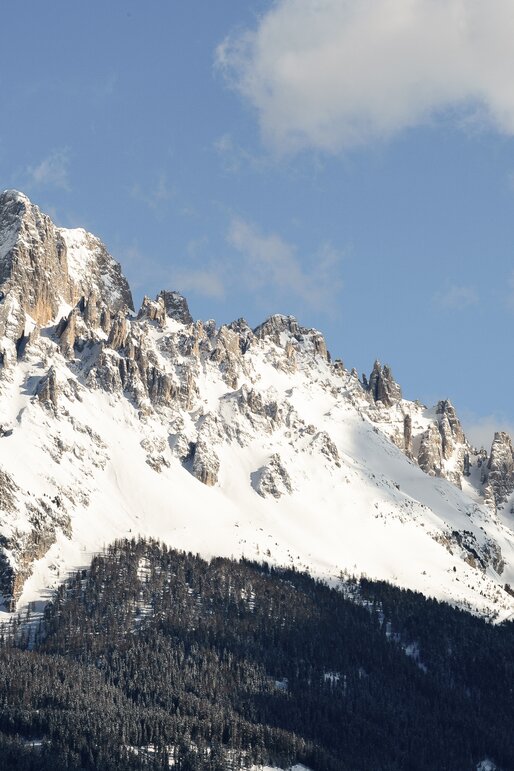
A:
483;432;514;510
60;227;133;313
436;400;464;443
227;318;254;354
368;361;402;407
158;290;193;325
137;295;166;326
435;400;465;462
418;423;443;477
333;359;345;376
107;312;130;350
57;309;78;357
189;415;222;486
253;453;292;499
435;529;504;574
403;414;413;457
0;190;70;325
0;467;18;512
37;366;59;411
310;431;341;467
236;385;281;432
0;190;133;334
254;314;301;342
254;314;329;361
210;325;243;388
191;439;220;486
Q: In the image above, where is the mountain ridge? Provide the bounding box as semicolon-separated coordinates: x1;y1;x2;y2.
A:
0;190;513;620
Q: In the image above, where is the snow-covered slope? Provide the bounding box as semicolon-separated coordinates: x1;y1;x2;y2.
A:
1;190;514;621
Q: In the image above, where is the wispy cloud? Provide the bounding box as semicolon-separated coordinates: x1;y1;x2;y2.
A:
130;174;175;212
227;217;342;310
461;411;514;451
173;267;226;300
213;133;268;173
173;218;343;314
26;148;71;190
433;284;478;311
217;0;514;153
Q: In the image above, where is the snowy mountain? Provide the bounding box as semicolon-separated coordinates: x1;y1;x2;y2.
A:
0;189;513;620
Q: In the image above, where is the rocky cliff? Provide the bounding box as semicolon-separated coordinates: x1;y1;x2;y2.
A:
0;191;513;620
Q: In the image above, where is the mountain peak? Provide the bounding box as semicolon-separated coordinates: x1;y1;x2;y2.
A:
0;188;31;206
0;192;513;624
0;191;133;336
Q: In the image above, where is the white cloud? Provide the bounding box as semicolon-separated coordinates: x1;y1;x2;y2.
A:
227;217;342;310
27;148;71;190
461;412;514;451
130;174;175;212
433;284;478;310
217;0;514;153
165;218;343;313
173;268;226;300
213;133;268;173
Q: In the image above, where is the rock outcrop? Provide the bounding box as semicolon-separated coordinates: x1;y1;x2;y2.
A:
418;423;443;477
158;290;193;325
483;432;514;510
254;314;329;361
253;453;292;499
367;361;402;407
403;414;412;457
37;366;59;411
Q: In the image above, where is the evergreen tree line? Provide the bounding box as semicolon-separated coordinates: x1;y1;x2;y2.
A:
0;537;512;770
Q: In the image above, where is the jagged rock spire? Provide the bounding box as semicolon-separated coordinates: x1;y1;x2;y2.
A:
368;360;402;407
158;290;193;325
483;431;514;510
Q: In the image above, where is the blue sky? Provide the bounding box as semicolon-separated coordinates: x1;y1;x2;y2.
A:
2;0;514;446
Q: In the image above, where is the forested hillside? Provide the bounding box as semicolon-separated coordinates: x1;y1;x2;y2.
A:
0;539;512;770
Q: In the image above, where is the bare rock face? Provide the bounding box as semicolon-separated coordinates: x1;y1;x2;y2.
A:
436;529;505;575
59;227;133;313
227;318;254;354
37;366;59;411
210;325;244;388
254;314;301;343
436;400;464;443
403;414;413;457
236;385;281;432
309;431;341;467
158;290;193;325
57;309;78;357
189;415;222;486
253;453;292;499
0;190;70;325
138;295;167;326
0;192;132;324
0;467;18;512
483;432;514;510
436;400;464;460
254;314;329;361
418;423;443;477
368;361;402;407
